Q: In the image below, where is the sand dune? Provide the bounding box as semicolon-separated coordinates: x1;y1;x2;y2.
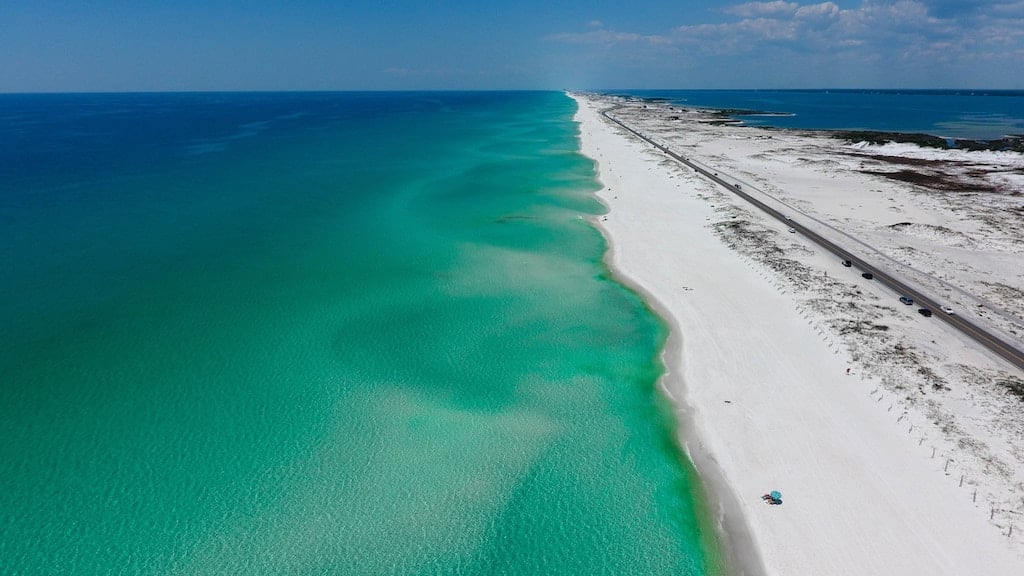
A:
572;93;1024;575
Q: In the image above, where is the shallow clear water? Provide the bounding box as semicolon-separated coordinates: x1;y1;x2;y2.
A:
0;92;722;574
625;88;1024;140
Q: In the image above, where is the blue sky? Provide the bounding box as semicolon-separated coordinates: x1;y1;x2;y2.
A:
3;1;1022;91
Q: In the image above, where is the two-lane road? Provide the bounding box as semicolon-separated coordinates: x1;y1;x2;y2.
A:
601;107;1024;372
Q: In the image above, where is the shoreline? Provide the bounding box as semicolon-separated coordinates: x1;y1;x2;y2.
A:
570;92;1024;575
591;210;765;576
575;96;765;575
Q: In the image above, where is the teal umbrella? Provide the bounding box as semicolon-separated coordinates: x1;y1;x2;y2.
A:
770;491;782;500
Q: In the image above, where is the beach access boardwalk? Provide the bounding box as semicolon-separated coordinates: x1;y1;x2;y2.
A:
601;106;1024;373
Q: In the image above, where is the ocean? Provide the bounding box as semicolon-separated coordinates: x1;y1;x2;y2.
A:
0;92;721;575
624;89;1024;140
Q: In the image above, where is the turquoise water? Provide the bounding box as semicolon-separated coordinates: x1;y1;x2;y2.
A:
0;92;722;574
625;89;1024;140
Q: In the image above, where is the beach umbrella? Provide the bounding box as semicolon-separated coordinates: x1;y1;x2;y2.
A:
770;490;782;500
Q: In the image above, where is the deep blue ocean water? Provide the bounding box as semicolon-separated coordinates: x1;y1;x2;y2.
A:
624;89;1024;140
0;92;722;574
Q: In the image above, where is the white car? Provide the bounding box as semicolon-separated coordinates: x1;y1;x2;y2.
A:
788;227;796;233
940;306;955;315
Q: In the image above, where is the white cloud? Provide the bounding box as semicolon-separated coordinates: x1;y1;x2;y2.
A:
547;29;672;46
794;2;840;19
736;17;799;40
725;2;799;17
989;1;1024;16
548;0;1024;84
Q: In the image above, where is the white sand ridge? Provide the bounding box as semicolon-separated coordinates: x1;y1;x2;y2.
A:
572;92;1024;575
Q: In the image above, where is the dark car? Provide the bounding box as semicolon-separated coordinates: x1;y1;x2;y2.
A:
918;308;932;317
862;272;873;279
841;260;852;267
900;296;913;305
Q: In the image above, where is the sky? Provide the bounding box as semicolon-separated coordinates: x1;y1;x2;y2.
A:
2;0;1023;92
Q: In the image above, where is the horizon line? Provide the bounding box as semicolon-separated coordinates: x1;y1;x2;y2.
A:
3;87;1024;96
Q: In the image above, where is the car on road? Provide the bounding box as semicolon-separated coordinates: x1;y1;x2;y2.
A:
940;306;955;315
862;272;873;279
918;308;933;317
841;260;852;267
900;296;914;305
788;227;796;233
735;183;742;189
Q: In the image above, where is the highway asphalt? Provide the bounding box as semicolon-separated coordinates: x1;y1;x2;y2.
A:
601;106;1024;372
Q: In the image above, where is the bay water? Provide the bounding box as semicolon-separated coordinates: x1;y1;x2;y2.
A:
626;88;1024;140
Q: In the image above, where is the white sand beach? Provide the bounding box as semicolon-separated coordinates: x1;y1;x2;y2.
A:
571;93;1024;575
